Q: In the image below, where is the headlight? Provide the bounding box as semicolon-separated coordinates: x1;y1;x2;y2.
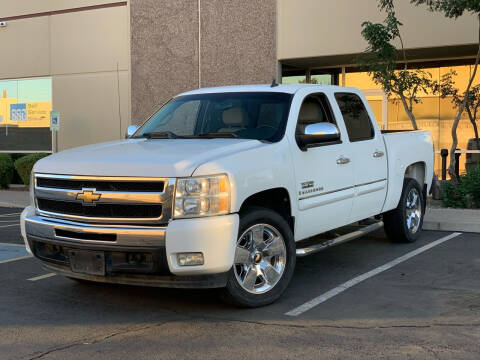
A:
29;172;35;208
174;174;230;218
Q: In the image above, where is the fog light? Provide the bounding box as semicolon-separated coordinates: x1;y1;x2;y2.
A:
177;252;204;266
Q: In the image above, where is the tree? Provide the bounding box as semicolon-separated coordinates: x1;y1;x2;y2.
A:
411;0;480;180
434;70;480;150
359;0;434;130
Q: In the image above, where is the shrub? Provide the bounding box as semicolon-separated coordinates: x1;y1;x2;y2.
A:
10;154;27;184
14;153;49;185
461;164;480;207
441;164;480;208
0;154;14;188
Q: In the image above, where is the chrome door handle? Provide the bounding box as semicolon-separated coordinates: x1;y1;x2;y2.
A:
336;156;350;165
373;151;384;158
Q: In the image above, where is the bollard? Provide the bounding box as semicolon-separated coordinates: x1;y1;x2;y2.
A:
440;149;448;180
455;149;461;178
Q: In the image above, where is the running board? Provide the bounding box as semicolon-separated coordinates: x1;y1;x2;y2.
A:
296;221;384;257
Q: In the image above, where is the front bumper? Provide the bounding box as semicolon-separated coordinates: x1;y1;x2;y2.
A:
21;206;239;288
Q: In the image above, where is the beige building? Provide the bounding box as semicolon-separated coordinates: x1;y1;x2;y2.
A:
0;0;478;173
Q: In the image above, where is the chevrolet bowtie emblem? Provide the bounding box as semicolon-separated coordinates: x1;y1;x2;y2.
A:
76;189;101;205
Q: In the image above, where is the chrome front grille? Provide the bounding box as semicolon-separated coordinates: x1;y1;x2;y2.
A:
34;174;174;225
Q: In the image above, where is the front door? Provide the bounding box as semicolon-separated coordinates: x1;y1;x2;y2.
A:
290;92;355;241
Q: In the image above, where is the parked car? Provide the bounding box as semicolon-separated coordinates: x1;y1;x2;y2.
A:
21;84;434;307
466;138;480;173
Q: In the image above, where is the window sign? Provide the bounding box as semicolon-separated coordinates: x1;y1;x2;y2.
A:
0;77;52;152
10;103;27;121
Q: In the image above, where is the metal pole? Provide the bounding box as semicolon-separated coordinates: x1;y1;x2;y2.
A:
455;149;461;178
440;148;448;181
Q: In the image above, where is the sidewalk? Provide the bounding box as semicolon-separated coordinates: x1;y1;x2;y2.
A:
423;207;480;233
0;189;29;208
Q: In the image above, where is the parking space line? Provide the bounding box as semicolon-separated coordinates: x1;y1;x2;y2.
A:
0;255;32;264
0;212;21;217
0;242;24;247
285;232;462;317
28;273;56;281
0;223;19;228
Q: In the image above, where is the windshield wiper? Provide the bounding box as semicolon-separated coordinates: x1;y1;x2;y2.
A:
139;131;183;139
139;131;239;139
193;132;239;138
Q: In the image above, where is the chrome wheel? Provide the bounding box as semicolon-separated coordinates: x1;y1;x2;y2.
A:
234;223;287;294
406;188;422;234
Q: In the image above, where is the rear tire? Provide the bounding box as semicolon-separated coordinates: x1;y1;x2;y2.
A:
383;178;424;243
220;207;296;307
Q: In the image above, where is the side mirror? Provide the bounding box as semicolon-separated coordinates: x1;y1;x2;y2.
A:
297;122;341;150
125;125;140;139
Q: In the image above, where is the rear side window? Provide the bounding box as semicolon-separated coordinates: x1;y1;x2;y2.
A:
334;93;374;142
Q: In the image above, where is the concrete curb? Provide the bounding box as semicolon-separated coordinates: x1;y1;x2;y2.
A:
423;208;480;234
423;221;480;233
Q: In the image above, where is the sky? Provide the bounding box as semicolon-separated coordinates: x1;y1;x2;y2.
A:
0;77;52;103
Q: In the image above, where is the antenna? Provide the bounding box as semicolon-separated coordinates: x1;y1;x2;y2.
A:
271;78;279;88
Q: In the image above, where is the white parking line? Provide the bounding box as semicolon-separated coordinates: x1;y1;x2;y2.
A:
0;212;21;217
0;255;32;264
285;232;462;317
0;223;19;228
28;273;56;281
0;242;24;247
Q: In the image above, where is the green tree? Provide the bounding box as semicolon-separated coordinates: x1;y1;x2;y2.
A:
412;0;480;180
359;0;434;130
434;70;480;150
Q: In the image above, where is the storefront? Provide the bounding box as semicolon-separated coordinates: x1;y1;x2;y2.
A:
0;77;52;152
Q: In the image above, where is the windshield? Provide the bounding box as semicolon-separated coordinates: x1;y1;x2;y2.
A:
134;92;293;142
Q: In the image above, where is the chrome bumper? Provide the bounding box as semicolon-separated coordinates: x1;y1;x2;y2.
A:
25;215;166;247
23;213;229;288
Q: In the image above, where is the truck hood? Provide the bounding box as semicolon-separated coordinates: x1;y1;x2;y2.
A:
35;138;266;178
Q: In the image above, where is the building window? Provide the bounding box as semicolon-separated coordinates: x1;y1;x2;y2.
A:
282;75;307;84
0;77;52;152
345;65;480;176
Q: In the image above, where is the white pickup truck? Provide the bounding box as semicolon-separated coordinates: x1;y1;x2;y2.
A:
21;84;434;307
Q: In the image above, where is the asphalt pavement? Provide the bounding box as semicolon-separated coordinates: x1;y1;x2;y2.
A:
1;206;480;359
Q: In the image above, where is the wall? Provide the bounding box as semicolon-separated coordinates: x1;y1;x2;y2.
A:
130;0;277;125
0;1;131;151
278;0;478;61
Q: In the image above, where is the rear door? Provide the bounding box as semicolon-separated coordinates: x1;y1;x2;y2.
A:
333;92;388;222
290;92;355;240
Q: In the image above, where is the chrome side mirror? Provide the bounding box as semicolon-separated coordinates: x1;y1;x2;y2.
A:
125;125;140;139
297;122;341;150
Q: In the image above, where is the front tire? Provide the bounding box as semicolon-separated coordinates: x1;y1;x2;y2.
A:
383;178;424;243
221;207;296;307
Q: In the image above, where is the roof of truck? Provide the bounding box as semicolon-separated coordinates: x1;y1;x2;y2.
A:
178;84;357;96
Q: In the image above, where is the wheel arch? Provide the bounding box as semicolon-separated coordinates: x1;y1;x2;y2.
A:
382;161;429;213
404;161;426;187
238;187;294;234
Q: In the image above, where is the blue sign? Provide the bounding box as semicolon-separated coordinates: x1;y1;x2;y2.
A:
10;103;27;121
50;111;60;131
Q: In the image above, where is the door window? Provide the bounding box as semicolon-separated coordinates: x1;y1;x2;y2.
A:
334;93;374;142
